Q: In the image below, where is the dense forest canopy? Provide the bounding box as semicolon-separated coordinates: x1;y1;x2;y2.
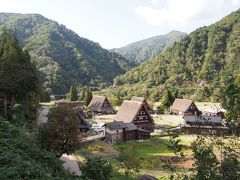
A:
112;31;187;64
0;13;135;94
112;9;240;102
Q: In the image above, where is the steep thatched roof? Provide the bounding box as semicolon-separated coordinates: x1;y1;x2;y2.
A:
131;96;153;111
57;100;84;110
131;96;145;103
88;96;114;113
170;98;198;112
114;100;153;123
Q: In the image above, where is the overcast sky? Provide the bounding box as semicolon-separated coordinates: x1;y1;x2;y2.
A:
0;0;240;49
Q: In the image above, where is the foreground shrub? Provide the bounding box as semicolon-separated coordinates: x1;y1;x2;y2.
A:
81;157;112;180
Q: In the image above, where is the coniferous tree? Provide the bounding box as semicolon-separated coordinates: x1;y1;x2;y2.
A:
78;87;85;101
0;31;37;119
84;86;92;106
67;85;78;101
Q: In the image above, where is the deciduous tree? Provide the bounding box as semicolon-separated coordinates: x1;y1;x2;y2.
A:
38;106;82;157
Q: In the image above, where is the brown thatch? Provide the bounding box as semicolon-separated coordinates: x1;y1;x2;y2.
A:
131;96;153;112
114;100;153;123
170;98;198;113
57;100;84;110
88;96;114;114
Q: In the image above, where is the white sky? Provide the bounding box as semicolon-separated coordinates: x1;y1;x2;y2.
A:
0;0;240;49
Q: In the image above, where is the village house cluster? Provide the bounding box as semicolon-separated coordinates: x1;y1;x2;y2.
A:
56;96;229;144
170;98;228;135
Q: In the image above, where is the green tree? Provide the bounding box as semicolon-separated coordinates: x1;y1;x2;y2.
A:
0;120;73;179
0;30;37;119
67;85;78;101
190;136;240;180
158;89;175;113
84;86;93;106
191;136;220;180
81;157;113;180
78;87;85;101
38;106;82;157
221;75;240;134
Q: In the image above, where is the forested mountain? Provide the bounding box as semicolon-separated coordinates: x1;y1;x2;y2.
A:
112;31;187;64
112;9;240;102
0;13;134;94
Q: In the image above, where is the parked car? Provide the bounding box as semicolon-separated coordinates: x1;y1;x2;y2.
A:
90;125;105;133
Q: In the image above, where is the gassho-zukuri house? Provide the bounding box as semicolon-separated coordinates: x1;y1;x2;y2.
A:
170;98;229;135
88;96;115;115
170;98;200;116
105;121;150;144
131;96;154;114
114;100;154;132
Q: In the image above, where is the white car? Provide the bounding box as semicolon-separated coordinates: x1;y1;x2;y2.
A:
90;125;105;133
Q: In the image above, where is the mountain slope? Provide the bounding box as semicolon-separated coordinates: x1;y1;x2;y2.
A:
0;13;134;94
113;9;240;100
112;31;187;64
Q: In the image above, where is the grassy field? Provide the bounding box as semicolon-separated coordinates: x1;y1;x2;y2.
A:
75;135;240;179
75;135;195;179
153;115;184;128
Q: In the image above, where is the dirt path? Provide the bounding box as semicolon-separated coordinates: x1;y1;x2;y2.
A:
84;133;105;142
37;106;49;125
60;154;82;176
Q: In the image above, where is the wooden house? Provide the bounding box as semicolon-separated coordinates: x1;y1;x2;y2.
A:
88;96;115;115
114;100;154;132
105;121;150;144
181;115;229;136
170;98;199;116
131;96;154;114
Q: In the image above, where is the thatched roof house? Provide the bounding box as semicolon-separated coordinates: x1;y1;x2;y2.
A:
57;100;84;110
114;100;154;132
88;96;115;115
131;96;154;113
170;98;199;116
105;121;150;144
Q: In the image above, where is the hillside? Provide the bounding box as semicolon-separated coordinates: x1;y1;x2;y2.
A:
0;120;75;179
113;9;240;101
0;13;134;94
112;31;187;64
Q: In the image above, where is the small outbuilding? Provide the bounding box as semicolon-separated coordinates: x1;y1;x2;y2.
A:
88;96;115;115
170;98;199;116
105;121;150;144
114;100;154;132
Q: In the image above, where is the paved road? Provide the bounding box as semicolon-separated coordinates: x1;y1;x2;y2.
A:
37;106;49;125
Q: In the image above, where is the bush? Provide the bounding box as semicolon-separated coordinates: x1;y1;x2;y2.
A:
81;157;113;180
0;120;73;179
